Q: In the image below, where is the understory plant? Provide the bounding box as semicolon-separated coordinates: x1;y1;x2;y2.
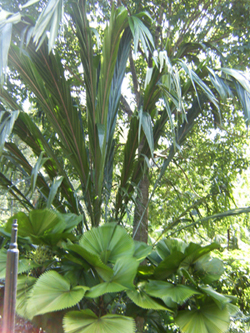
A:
0;209;240;333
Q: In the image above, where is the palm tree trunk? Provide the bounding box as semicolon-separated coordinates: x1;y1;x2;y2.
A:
133;170;149;244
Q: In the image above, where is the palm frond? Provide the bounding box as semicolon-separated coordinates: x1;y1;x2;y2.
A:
32;0;64;52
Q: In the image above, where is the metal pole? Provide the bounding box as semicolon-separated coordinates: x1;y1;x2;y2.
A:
2;219;19;333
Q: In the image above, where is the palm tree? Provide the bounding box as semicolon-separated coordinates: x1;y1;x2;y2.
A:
1;1;250;332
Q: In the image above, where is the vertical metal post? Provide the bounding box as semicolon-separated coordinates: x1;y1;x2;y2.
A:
2;219;19;333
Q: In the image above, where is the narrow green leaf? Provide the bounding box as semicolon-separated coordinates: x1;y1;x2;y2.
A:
21;0;40;9
46;175;64;209
0;23;12;83
30;151;50;195
221;68;250;94
86;282;126;298
32;0;64;52
141;112;154;157
0;249;7;279
0;110;19;155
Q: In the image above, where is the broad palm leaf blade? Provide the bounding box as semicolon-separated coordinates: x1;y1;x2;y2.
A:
16;276;37;319
145;280;201;305
5;209;65;237
133;241;152;262
86;257;139;298
0;249;39;279
175;302;230;333
27;271;88;318
63;243;113;281
199;286;230;310
79;223;134;263
127;286;170;311
63;309;136;333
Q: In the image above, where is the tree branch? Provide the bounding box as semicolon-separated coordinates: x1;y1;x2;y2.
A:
120;95;133;118
129;49;140;109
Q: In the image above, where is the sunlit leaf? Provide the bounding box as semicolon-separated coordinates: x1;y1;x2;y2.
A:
145;280;201;305
176;302;230;333
46;176;64;209
79;223;134;264
63;310;136;333
0;110;19;155
21;0;40;9
16;276;37;319
127;284;170;311
133;241;152;262
27;271;88;318
199;285;230;310
86;257;139;298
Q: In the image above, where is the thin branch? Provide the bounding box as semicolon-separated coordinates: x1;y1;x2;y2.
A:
120;95;133;118
153;196;209;245
172;159;202;198
129;49;140;109
169;206;250;237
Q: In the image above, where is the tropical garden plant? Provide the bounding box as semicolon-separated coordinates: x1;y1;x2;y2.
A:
0;209;241;332
0;0;250;332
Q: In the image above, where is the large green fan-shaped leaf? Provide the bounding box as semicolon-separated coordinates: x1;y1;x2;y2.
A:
5;212;32;238
63;243;113;281
86;282;125;298
0;249;39;279
86;257;139;298
16;276;37;319
5;209;65;237
79;223;134;264
154;251;186;280
156;238;187;259
195;255;224;283
127;284;170;311
63;309;136;333
5;210;81;245
110;257;139;288
0;249;8;279
145;280;201;305
133;241;152;262
199;286;230;310
181;243;220;269
27;271;88;318
175;302;230;333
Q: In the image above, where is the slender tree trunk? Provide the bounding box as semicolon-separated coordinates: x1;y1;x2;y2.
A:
135;316;145;333
133;167;149;333
133;169;149;244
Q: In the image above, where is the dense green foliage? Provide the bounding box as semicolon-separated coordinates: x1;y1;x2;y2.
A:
0;210;242;333
0;0;250;332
